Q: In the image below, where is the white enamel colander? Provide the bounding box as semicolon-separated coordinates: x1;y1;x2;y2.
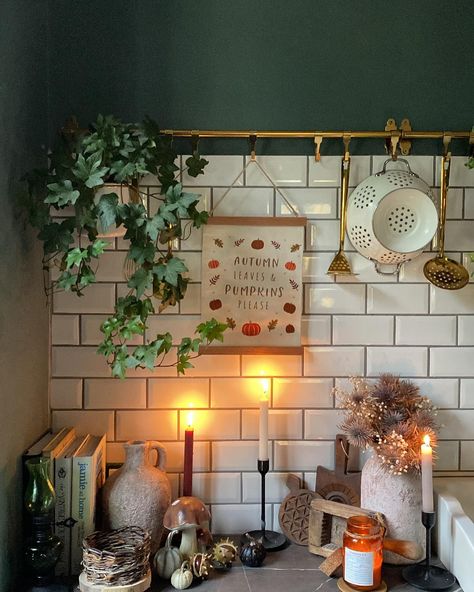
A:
346;159;439;274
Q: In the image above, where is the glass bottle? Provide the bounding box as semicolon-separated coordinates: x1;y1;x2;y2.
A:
24;457;63;585
343;515;383;591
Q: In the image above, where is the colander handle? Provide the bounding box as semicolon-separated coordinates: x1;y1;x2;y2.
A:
378;158;419;178
372;260;404;276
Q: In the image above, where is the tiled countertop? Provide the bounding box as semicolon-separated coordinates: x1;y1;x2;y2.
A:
34;540;462;592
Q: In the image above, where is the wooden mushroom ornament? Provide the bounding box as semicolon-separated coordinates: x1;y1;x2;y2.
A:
163;496;211;559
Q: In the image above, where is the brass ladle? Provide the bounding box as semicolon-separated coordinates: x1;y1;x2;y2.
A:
423;140;469;290
327;135;355;275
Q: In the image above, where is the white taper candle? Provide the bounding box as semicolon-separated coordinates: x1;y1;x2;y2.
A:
421;435;434;513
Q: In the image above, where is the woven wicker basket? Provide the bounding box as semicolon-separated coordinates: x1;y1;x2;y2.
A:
82;526;151;586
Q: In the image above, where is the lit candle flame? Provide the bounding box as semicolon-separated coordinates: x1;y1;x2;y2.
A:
186;410;194;429
423;434;431;447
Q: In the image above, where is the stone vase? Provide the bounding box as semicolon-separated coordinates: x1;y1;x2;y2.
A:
361;454;424;565
102;440;171;552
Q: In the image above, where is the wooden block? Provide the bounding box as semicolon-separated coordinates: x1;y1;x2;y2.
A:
319;547;343;576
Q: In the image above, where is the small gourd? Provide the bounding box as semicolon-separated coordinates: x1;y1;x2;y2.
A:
154;529;183;579
170;561;193;590
239;538;266;567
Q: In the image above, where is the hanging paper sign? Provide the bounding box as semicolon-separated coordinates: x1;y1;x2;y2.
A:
201;217;306;354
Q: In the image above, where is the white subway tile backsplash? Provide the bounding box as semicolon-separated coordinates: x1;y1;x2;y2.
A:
367;347;427;376
277;188;337;217
444;221;474;251
411;378;459;409
305;410;343;439
212;441;273;471
210;504;272;534
163;441;210;472
50;379;83;409
458;316;474;345
305;284;366;314
438;410;474;439
242;472;302;503
84;379;146;409
54;284;115;313
301;316;332;345
116;410;177;441
434;441;459;471
178;410;240;440
396;316;456;345
273;378;334;408
52;410;114;440
245;156;307;187
436;156;473;187
213;187;273;216
306;220;341;251
211;378;262;408
367;284;428;314
460;380;474;408
304;347;365;377
52;315;79;345
460;442;474;470
242;410;302;440
274;441;334;471
333;315;394;345
430;347;474;377
242;355;302;377
182;155;244;186
191;473;241;503
302;253;336;283
462;253;474;282
430;284;474;314
149;378;209;409
310;156;371;188
48;154;474;518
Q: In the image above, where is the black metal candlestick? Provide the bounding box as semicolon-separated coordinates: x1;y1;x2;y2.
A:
403;512;456;590
243;459;286;550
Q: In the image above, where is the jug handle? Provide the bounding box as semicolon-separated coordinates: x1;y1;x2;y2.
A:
149;441;167;470
373;260;404;276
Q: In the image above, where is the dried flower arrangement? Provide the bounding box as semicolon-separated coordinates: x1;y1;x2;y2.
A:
336;374;439;475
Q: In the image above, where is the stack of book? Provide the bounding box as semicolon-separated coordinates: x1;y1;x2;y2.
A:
23;428;106;575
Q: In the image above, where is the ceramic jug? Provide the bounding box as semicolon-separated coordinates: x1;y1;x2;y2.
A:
102;440;171;552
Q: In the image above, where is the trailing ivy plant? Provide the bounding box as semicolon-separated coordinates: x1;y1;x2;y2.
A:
23;115;228;378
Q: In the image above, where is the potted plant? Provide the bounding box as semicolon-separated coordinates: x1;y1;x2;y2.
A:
336;374;438;564
23;115;227;377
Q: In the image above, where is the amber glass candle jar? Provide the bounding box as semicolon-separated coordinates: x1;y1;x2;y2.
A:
343;515;383;591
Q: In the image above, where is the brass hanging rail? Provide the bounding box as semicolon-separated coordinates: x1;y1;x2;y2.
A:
162;129;472;139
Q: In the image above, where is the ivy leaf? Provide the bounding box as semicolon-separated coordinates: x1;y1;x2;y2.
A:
177;357;194;375
89;239;109;258
45;180;80;206
38;221;74;253
196;318;228;343
56;271;77;291
191;210;209;229
66;247;87;269
128;267;153;298
146;213;165;241
97;193;119;234
129;243;155;264
72;153;109;188
153;256;188;287
78;265;95;288
185;153;209;177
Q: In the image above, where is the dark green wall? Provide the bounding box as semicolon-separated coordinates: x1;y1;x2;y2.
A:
48;0;473;154
0;2;49;589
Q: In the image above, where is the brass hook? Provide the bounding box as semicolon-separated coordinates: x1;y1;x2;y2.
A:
342;133;351;161
389;131;401;160
249;134;257;161
191;131;200;155
314;135;323;162
443;132;452;158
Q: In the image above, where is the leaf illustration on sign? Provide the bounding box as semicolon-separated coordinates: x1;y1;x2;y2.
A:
209;274;220;285
289;278;299;290
290;243;301;252
234;238;245;247
271;240;281;249
214;238;224;248
268;319;278;331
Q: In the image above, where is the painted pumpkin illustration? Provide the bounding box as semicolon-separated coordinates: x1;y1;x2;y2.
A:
283;303;296;314
242;322;261;337
208;259;220;269
285;261;296;271
285;324;295;334
251;239;264;250
209;299;222;310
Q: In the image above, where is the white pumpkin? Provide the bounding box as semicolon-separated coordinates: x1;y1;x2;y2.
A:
154;529;183;579
171;561;193;590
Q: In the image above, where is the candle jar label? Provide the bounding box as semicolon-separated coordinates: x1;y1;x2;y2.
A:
344;548;374;586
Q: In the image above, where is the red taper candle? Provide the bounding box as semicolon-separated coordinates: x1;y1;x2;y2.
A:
183;411;194;496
